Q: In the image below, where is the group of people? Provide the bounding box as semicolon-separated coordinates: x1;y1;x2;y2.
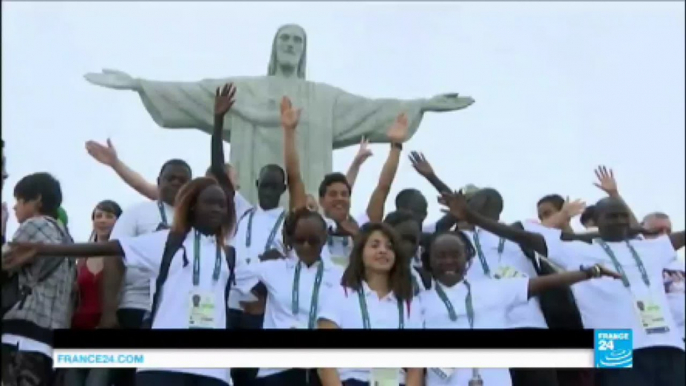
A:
1;83;684;386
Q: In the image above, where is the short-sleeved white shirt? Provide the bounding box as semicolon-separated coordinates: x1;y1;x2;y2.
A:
317;282;423;383
322;213;368;268
228;206;286;310
118;229;232;383
538;228;685;351
234;254;343;378
110;200;174;311
420;279;528;386
462;226;547;329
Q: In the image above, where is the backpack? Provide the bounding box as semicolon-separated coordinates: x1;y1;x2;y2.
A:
141;231;237;329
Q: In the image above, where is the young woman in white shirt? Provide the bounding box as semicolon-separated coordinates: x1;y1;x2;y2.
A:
5;176;238;386
419;229;620;386
316;222;424;386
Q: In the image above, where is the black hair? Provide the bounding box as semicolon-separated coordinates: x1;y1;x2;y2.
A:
159;158;192;177
259;164;286;183
91;200;123;220
282;207;328;249
421;230;476;274
383;209;420;228
317;172;351;198
395;188;425;209
14;172;62;219
537;194;565;211
580;205;596;226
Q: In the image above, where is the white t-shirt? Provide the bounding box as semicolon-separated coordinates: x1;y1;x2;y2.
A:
118;229;232;384
420;279;528;386
538;229;685;351
462;226;547;329
663;259;685;339
234;254;343;378
110;200;174;311
322;213;368;268
317;282;423;383
228;206;286;310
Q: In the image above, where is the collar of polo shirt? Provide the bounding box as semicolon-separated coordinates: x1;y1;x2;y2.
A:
361;281;397;302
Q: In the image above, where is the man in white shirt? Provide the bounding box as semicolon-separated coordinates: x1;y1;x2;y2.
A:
642;212;685;341
458;195;685;386
229;164;287;386
102;159;191;386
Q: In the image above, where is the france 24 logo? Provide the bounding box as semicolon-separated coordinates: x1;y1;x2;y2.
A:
594;329;633;368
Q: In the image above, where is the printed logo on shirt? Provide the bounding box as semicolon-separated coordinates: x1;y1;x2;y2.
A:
594;329;633;369
663;269;685;294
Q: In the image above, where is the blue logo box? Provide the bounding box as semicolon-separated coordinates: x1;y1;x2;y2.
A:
594;329;633;368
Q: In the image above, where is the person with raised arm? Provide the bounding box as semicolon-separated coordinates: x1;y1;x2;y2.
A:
420;229;620;386
344;137;373;190
315;113;409;267
316;222;423;386
440;190;686;386
229;96;342;385
3;175;237;386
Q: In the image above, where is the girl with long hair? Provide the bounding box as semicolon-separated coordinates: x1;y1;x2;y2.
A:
3;177;237;386
316;222;423;386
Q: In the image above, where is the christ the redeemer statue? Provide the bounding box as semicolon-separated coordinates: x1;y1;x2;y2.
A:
85;24;475;204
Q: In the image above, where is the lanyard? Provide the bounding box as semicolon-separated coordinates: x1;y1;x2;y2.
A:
357;287;405;329
192;230;222;286
597;239;651;288
472;230;505;277
434;281;474;328
157;201;169;226
327;234;350;248
245;209;286;251
291;261;325;329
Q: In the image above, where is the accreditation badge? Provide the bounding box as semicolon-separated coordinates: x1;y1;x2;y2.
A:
370;368;400;386
494;265;526;279
188;291;216;329
635;297;670;334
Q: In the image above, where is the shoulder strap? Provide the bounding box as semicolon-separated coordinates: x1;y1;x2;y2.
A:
143;231;187;329
223;245;237;329
34;218;73;283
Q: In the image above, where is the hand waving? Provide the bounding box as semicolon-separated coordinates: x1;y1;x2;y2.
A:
562;197;586;219
215;83;236;118
354;137;373;163
593;165;618;196
2;243;38;271
280;96;301;132
85;139;118;167
409;151;435;178
387;113;409;144
438;190;469;221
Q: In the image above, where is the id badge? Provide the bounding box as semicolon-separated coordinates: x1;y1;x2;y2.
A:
635;297;670;335
494;265;525;279
188;291;216;329
370;368;400;386
430;368;454;380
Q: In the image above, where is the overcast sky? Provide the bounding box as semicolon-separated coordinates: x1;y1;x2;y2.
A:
3;1;684;257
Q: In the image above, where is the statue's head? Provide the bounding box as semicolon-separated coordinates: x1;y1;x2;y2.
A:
268;24;307;79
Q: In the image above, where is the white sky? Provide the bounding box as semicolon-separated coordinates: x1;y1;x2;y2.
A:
2;1;685;256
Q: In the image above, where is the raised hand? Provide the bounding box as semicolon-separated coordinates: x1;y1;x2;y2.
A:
424;94;475;112
2;243;38;271
387;113;409;143
409;151;435;178
85;139;118;167
439;190;469;221
280;96;301;132
562;197;586;219
84;69;140;91
593;165;618;196
214;83;236;118
354;137;373;163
